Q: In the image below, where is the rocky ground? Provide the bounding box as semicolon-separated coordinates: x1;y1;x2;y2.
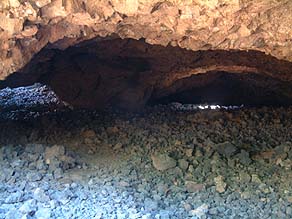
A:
0;85;292;218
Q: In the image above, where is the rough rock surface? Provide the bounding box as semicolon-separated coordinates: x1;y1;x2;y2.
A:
0;99;292;218
1;39;292;111
1;0;292;78
0;1;292;110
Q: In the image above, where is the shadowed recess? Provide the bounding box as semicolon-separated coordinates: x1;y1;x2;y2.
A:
1;38;292;111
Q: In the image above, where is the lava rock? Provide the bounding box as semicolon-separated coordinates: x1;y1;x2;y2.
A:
5;191;23;204
190;204;209;218
33;188;50;202
236;150;252;165
214;175;227;193
19;199;37;214
151;153;176;171
216;142;237;158
185;181;205;193
35;208;51;219
178;159;189;172
44;145;65;164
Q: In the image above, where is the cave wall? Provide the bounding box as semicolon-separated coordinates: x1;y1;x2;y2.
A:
1;1;292;110
2;38;292;110
1;0;292;80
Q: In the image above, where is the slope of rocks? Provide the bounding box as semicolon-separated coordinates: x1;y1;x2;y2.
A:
0;104;292;218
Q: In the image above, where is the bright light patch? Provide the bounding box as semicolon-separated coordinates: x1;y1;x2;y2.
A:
170;103;244;111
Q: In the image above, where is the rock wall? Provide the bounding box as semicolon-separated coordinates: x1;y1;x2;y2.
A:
2;38;292;110
1;0;292;79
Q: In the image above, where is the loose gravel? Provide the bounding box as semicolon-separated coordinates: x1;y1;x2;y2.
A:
0;85;291;218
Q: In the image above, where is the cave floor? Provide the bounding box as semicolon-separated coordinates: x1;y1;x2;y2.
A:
0;105;292;219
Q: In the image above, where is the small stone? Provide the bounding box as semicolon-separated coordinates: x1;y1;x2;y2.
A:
214;175;227;193
44;145;65;164
287;196;292;203
35;0;51;8
178;159;189;172
5;191;23;203
35;208;51;219
0;147;4;161
19;199;37;214
236;150;252;165
53;168;63;179
209;208;218;215
81;130;96;138
159;210;170;219
5;208;22;219
172;167;183;177
185;149;193;157
141;213;152;219
185;181;205;193
118;181;130;187
239;172;251;183
106;126;119;134
190;203;209;217
25;144;45;155
241;191;252;199
151;153;176;171
33;188;50;202
144;198;158;211
26;172;43;182
36;159;47;170
216;142;237;158
113;143;123;150
251;174;261;183
184;203;192;211
286;206;292;215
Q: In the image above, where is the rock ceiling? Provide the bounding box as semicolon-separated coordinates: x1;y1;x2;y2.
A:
0;0;292;109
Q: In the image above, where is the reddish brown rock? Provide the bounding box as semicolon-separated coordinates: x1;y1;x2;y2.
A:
0;0;291;110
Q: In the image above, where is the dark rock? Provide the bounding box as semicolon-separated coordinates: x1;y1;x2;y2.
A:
236;150;252;165
216;142;237;158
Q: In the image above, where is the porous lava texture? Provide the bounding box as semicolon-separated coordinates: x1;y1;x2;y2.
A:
0;0;292;110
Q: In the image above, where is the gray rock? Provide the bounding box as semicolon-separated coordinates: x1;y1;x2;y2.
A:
44;145;65;164
33;188;50;202
0;147;4;162
159;210;171;219
35;208;51;219
10;159;25;168
36;159;47;170
25;144;45;155
26;172;43;182
151;153;176;171
144;198;158;211
214;175;227;193
19;199;37;214
5;191;23;204
190;204;209;218
236;150;252;165
141;213;152;219
185;181;205;193
53;168;63;179
216;142;237;158
178;159;189;172
239;172;251;184
5;208;23;219
52;189;72;205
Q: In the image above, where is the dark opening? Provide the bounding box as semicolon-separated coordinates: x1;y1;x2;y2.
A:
1;37;292;111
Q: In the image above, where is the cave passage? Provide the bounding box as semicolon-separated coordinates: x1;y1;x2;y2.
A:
1;37;292;111
1;37;292;219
